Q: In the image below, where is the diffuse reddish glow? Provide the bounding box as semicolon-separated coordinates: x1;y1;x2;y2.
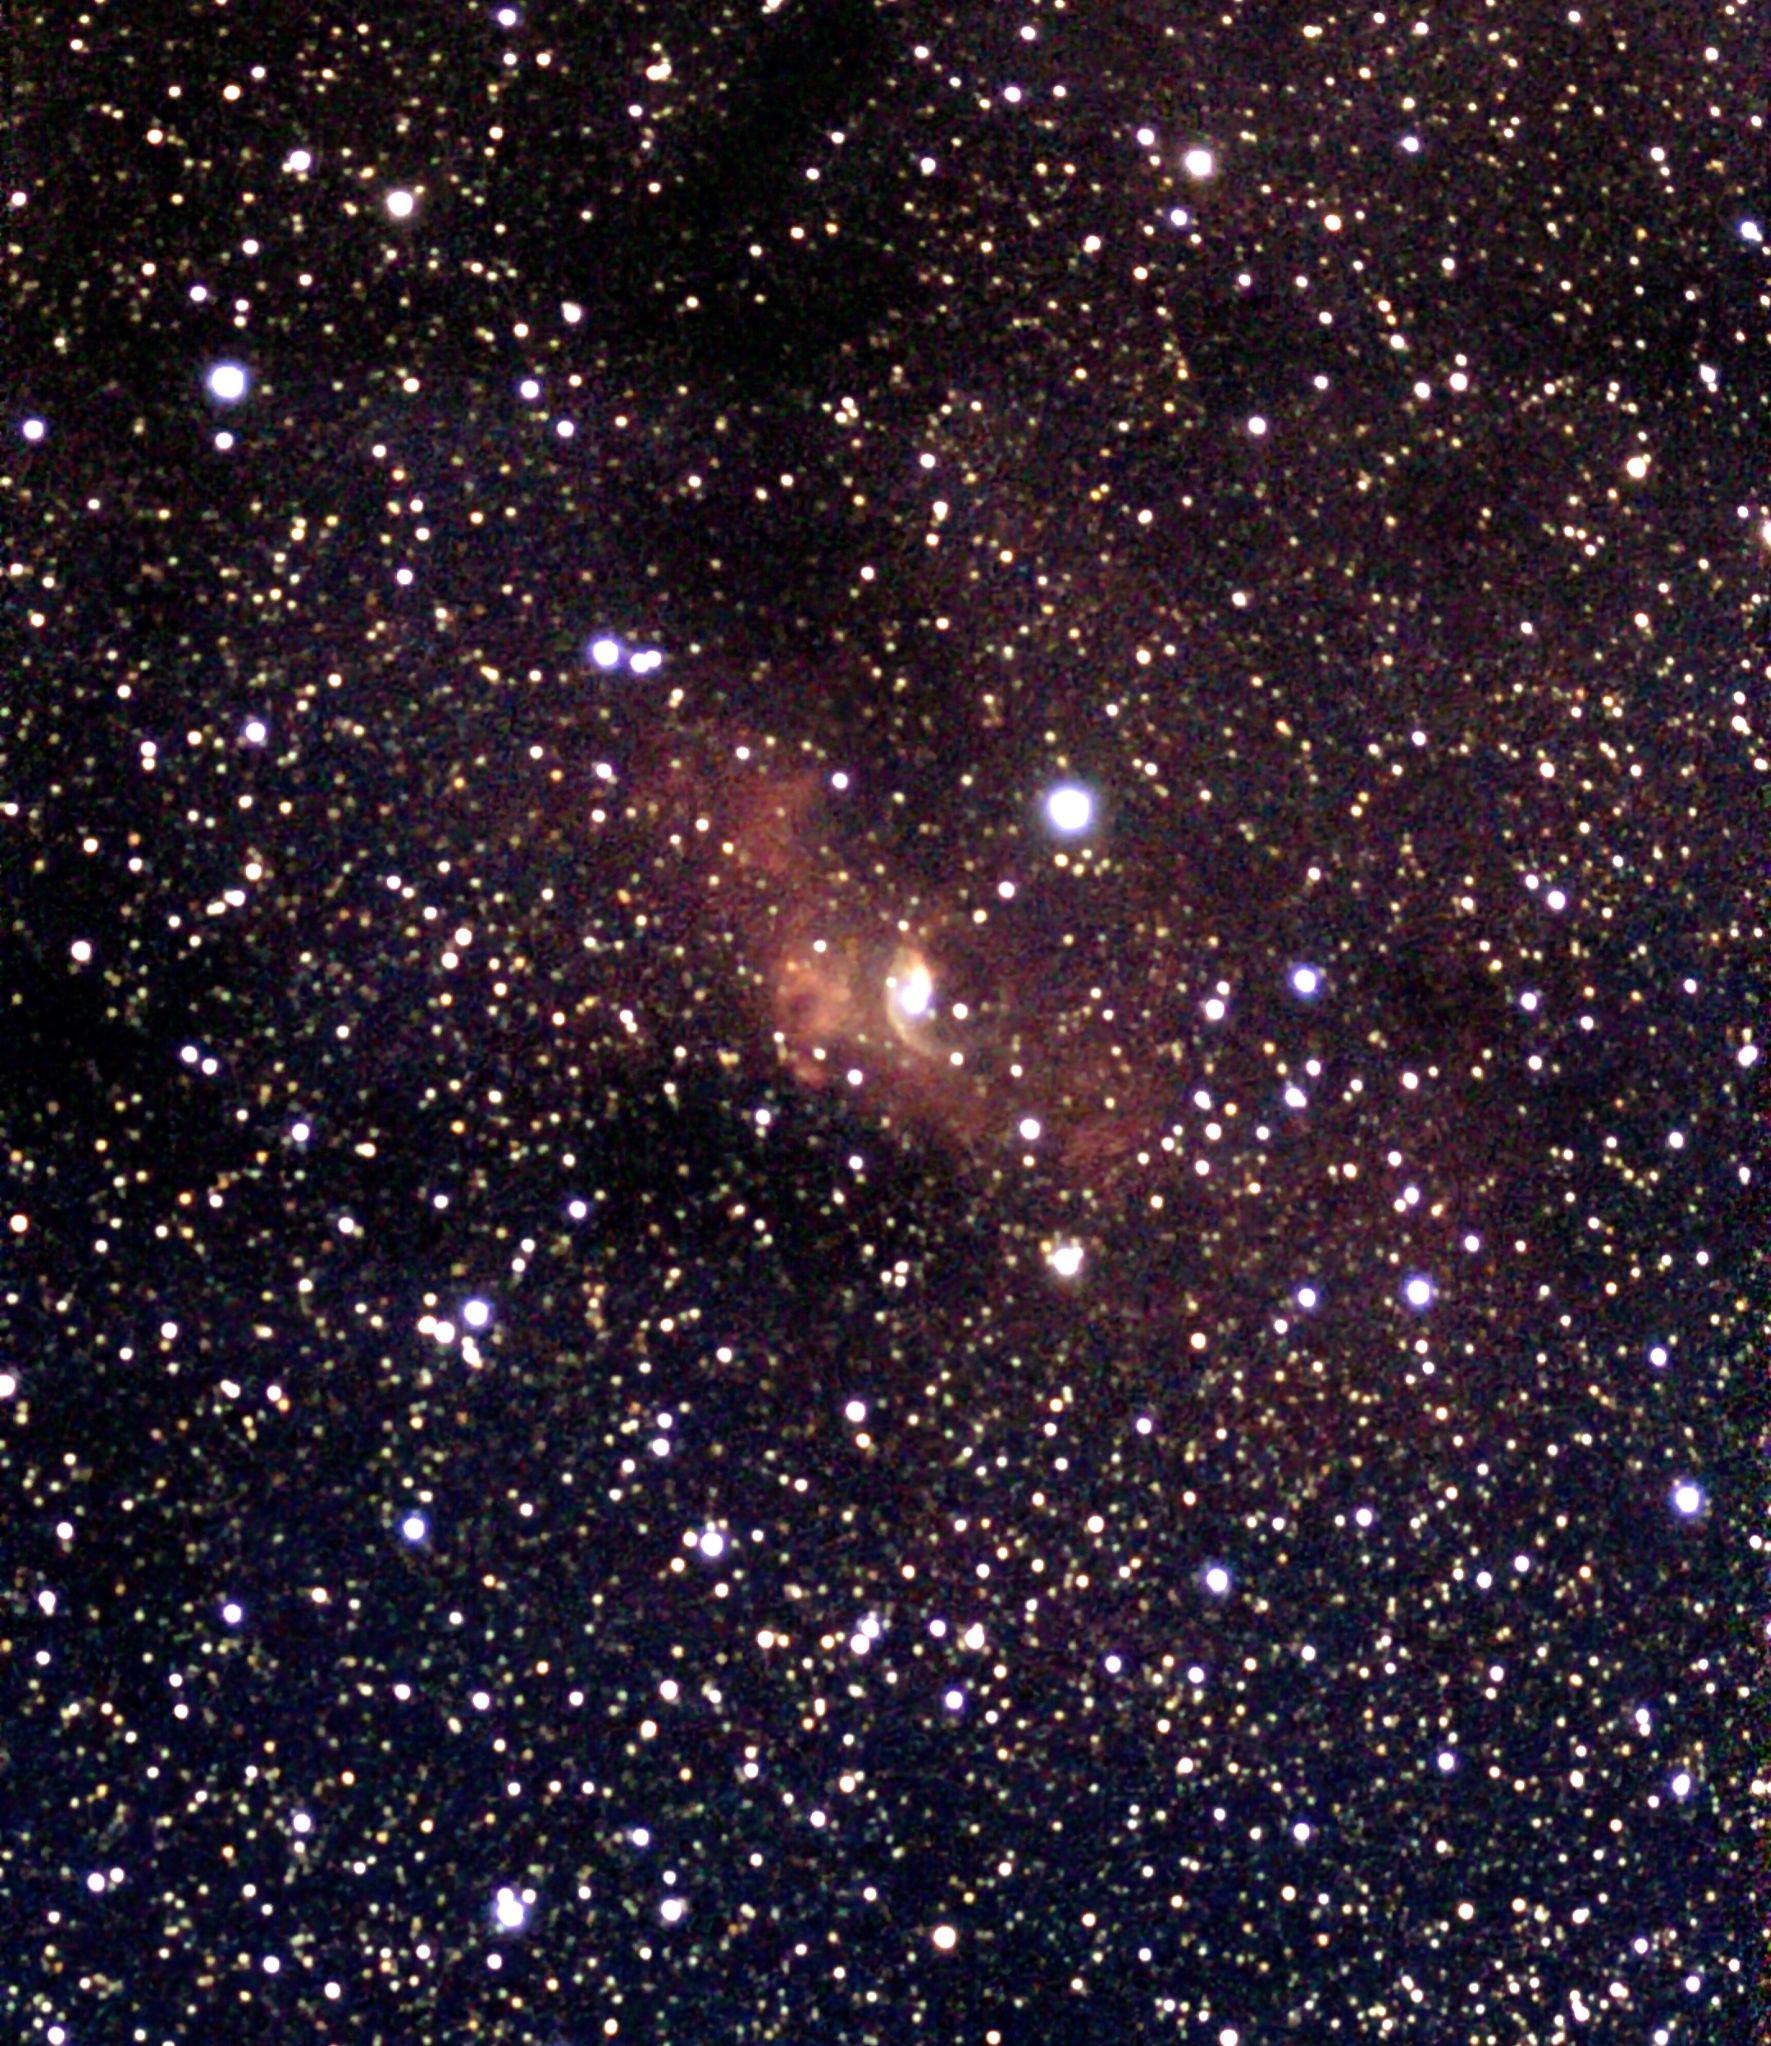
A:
616;718;1176;1177
561;705;1519;1479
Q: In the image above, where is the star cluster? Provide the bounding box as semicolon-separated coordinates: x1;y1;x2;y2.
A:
2;2;1764;2043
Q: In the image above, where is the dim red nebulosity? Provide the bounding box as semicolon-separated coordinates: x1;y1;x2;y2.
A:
520;674;1567;1510
604;706;1186;1183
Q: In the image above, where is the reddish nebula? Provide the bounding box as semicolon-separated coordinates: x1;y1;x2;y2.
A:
527;693;1546;1488
603;713;1180;1180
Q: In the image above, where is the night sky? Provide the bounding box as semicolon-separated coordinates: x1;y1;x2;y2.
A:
2;2;1765;2042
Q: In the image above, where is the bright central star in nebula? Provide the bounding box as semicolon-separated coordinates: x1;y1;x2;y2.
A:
1043;782;1094;835
886;952;935;1022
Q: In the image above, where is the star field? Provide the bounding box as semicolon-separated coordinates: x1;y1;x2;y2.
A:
2;2;1766;2042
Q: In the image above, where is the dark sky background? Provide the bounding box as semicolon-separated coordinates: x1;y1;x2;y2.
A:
2;1;1766;2041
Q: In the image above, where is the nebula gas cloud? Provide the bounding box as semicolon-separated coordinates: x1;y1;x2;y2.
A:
608;711;1182;1180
